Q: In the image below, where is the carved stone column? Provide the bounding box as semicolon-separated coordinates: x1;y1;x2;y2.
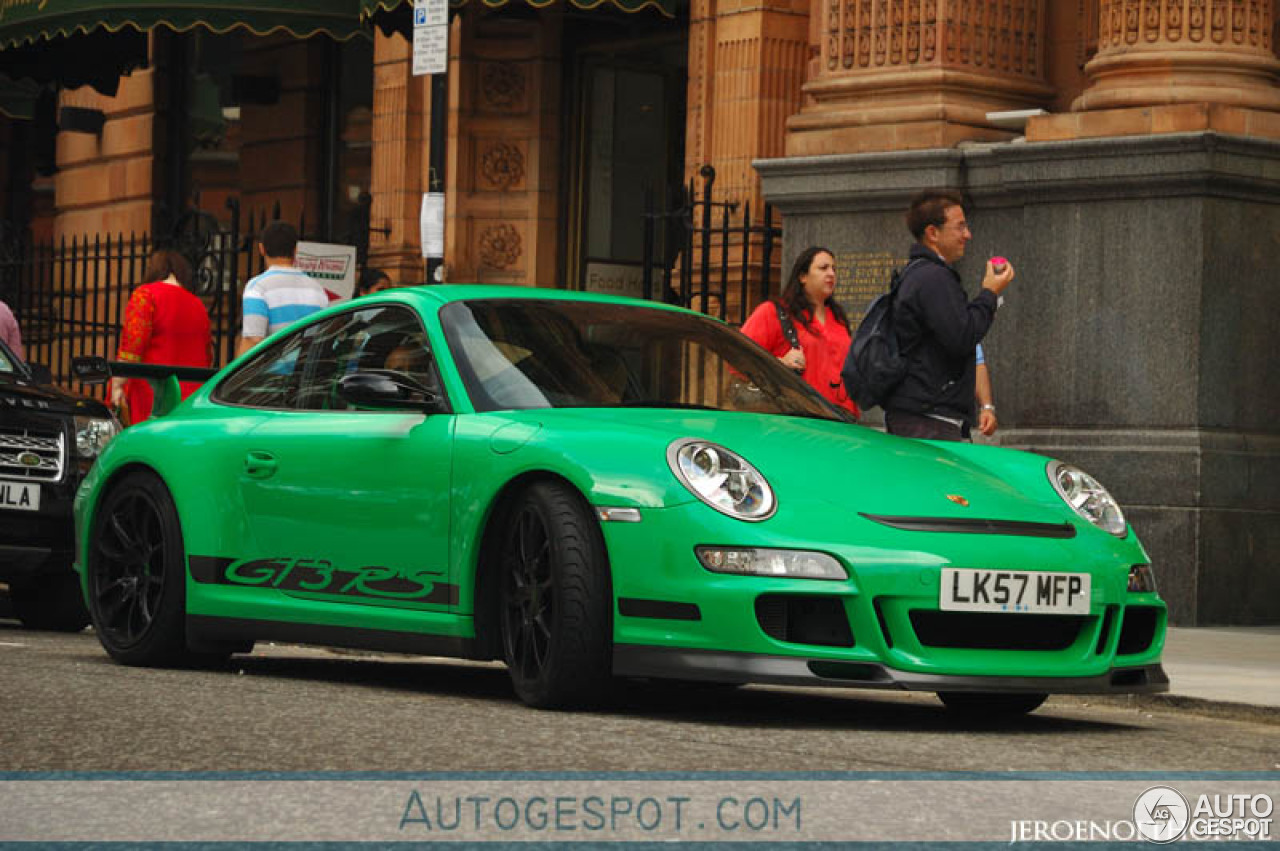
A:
1080;0;1280;110
438;8;562;287
1028;0;1280;141
786;0;1054;155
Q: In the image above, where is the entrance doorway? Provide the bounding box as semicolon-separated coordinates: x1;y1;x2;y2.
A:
564;15;686;298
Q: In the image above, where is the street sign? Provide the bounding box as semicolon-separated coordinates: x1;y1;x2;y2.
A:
412;25;447;76
412;0;448;77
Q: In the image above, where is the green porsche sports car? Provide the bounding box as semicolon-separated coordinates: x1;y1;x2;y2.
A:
73;286;1167;713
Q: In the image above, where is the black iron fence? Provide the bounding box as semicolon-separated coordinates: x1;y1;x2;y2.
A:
641;165;782;325
2;174;777;395
0;199;328;396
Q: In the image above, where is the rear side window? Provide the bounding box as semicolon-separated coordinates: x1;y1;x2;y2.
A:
213;304;444;411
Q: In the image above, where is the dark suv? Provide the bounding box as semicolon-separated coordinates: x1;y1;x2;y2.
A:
1;339;118;630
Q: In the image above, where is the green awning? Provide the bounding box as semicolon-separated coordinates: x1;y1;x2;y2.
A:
360;0;675;23
0;0;367;50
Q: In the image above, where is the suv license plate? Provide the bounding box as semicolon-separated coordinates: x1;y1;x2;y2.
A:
940;568;1090;615
0;480;41;512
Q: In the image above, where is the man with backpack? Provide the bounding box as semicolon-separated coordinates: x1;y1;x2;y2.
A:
878;190;1014;441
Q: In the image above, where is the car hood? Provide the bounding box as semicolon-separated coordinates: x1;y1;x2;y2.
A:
0;370;110;417
528;407;1070;524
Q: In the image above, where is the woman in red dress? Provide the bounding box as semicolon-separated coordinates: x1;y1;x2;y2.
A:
109;250;212;425
740;245;860;419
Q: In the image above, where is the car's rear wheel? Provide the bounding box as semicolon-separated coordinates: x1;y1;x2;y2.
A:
499;480;611;708
937;691;1048;716
87;471;197;666
9;572;90;632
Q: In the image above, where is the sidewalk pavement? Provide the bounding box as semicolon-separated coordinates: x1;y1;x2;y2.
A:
1130;626;1280;722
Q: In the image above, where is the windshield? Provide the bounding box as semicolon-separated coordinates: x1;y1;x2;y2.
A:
439;299;846;421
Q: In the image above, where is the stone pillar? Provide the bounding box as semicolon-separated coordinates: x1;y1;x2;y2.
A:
367;28;431;283
786;0;1054;155
443;9;562;286
686;0;809;211
1028;0;1280;141
684;0;809;314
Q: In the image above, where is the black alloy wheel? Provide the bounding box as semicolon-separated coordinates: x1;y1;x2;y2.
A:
88;471;194;666
499;480;611;708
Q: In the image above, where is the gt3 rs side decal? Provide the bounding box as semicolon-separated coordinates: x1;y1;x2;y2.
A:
188;555;459;605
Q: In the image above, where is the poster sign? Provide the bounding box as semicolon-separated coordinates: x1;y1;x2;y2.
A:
295;241;358;300
421;192;445;259
584;261;644;300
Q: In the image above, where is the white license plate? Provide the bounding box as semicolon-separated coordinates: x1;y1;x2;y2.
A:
0;479;41;512
940;568;1090;615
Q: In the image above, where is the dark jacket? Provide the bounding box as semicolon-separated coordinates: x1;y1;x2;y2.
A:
882;243;999;423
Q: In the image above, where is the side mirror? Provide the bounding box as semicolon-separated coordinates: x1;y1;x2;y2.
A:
71;356;110;383
337;370;441;412
29;363;54;385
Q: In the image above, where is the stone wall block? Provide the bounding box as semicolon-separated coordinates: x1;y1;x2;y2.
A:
758;132;1280;624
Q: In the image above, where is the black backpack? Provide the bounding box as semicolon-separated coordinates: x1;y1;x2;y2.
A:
841;259;925;411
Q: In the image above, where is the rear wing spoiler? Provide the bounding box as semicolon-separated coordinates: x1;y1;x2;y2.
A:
71;356;218;419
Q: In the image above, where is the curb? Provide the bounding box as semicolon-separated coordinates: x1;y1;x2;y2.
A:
1069;693;1280;726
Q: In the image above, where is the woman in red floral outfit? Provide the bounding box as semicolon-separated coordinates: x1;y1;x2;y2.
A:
110;250;212;425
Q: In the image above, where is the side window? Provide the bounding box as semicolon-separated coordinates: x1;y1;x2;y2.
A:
212;321;326;408
293;305;443;412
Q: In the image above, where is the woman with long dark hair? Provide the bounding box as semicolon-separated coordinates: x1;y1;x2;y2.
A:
740;245;859;417
109;249;212;425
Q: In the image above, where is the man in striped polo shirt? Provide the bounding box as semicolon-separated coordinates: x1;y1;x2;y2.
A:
236;221;330;357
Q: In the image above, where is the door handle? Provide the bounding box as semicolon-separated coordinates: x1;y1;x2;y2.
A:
244;450;278;479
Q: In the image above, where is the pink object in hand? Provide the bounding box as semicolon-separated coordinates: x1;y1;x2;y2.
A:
990;255;1009;273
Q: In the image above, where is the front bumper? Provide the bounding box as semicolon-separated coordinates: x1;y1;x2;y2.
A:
614;645;1170;694
601;498;1168;693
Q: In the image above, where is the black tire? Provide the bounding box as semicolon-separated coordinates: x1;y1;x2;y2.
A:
937;691;1048;717
87;471;196;666
9;572;90;632
499;480;612;708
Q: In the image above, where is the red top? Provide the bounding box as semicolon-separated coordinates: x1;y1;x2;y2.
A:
116;282;212;425
741;300;860;417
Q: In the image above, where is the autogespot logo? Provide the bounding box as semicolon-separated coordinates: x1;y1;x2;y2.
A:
1134;786;1190;843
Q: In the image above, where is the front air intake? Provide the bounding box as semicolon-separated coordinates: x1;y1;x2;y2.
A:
910;610;1085;651
755;594;855;648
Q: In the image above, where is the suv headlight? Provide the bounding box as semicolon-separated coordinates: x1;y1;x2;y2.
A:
667;439;775;521
74;415;119;459
1047;460;1126;537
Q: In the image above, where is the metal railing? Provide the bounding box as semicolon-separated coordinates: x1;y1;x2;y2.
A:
641;165;782;325
0;199;340;396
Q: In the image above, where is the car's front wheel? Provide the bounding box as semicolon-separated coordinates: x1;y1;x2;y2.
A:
8;572;90;632
499;480;611;708
937;691;1048;716
87;471;197;666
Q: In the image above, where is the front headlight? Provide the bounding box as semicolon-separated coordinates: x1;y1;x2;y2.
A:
667;439;776;521
696;546;846;580
74;415;119;459
1047;460;1126;537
